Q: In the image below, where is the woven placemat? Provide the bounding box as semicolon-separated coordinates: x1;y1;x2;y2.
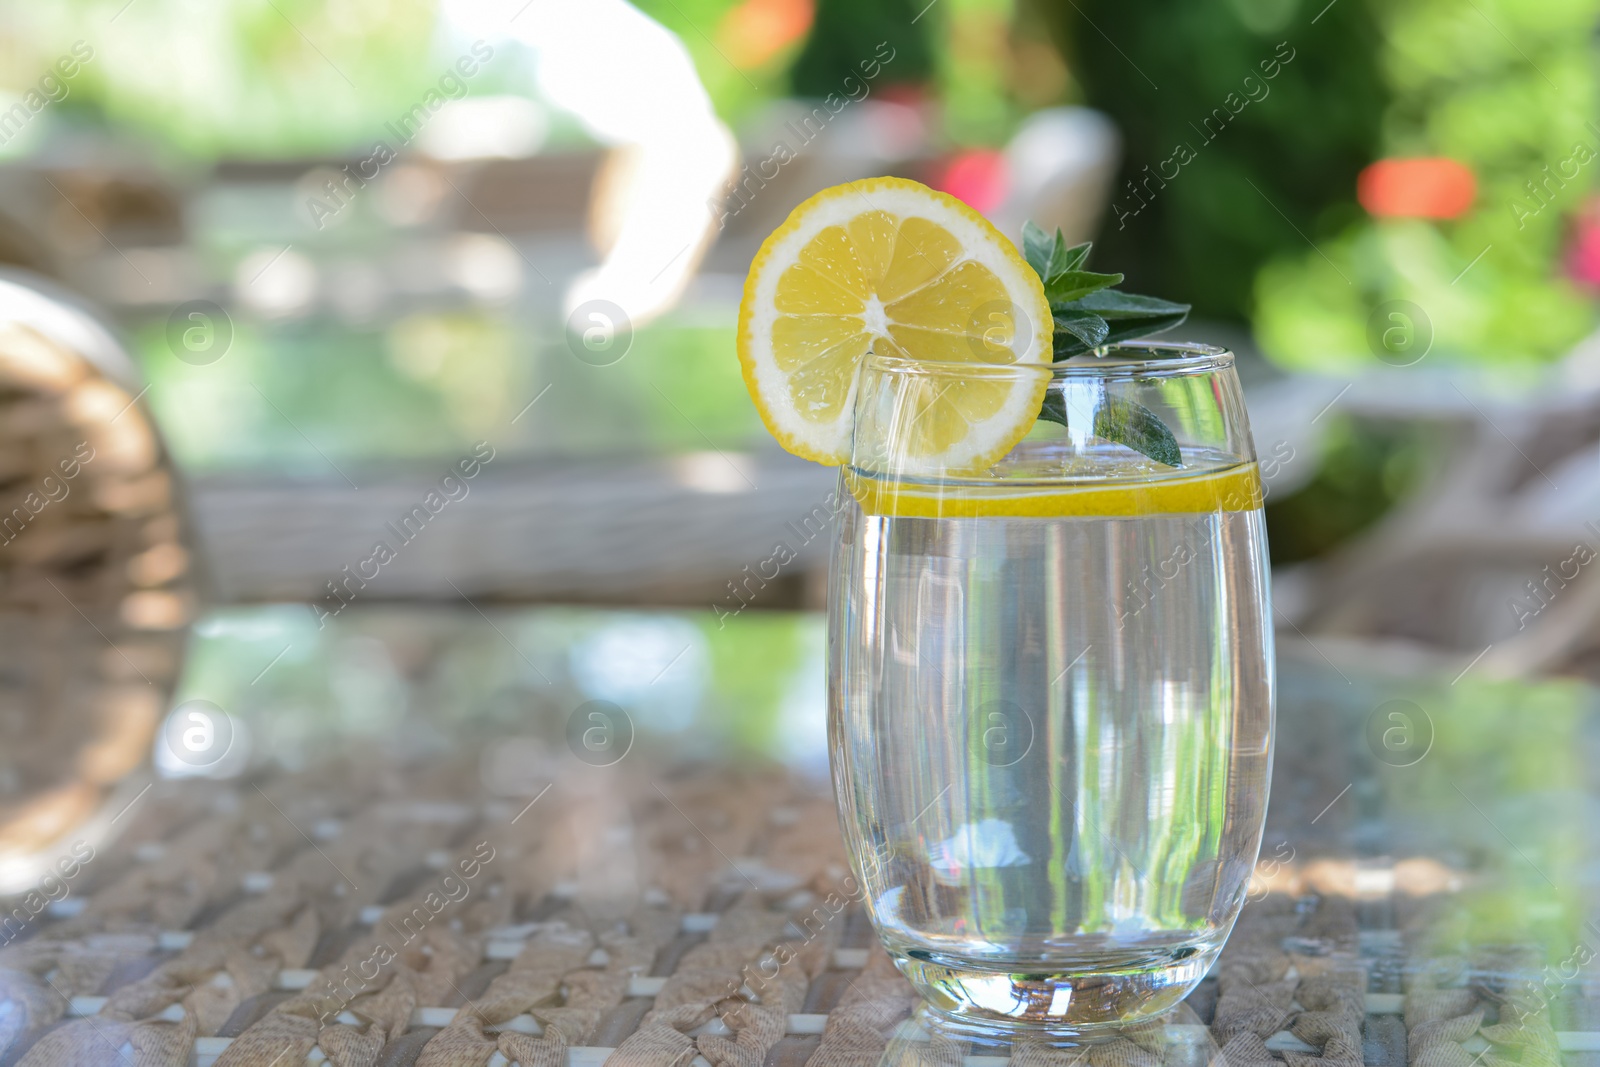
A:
0;753;1584;1067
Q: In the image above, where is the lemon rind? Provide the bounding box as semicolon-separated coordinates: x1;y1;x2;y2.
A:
846;463;1264;518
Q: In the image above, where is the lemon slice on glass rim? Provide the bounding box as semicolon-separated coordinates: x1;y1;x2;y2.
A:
737;177;1053;470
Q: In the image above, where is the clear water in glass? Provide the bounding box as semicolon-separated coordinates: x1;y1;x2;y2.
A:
828;348;1274;1038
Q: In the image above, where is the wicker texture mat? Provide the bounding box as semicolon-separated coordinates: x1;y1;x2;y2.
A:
0;755;1584;1067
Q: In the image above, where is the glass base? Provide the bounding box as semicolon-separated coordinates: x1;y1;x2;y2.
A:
888;1001;1220;1066
892;945;1216;1040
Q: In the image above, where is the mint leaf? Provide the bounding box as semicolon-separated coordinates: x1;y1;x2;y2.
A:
1055;291;1190;356
1059;241;1091;273
1018;227;1190;464
1034;391;1182;468
1023;222;1096;283
1022;221;1058;280
1053;310;1110;353
1045;270;1124;304
1099;314;1189;349
1023;238;1191;359
1038;389;1069;430
1072;290;1189;318
1094;397;1182;467
1017;227;1184;463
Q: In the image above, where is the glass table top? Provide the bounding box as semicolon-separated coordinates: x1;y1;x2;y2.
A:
0;604;1595;1064
152;604;1600;971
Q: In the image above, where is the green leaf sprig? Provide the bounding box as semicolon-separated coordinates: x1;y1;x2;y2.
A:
1022;221;1190;467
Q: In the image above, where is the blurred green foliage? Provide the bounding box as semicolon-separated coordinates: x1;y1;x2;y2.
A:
132;306;763;472
1045;0;1387;321
790;0;1059;148
656;0;1022;147
933;0;1035;147
1054;0;1599;368
789;0;936;96
627;321;763;449
5;0;448;157
133;314;517;472
0;0;1040;161
1262;415;1429;565
1255;0;1600;369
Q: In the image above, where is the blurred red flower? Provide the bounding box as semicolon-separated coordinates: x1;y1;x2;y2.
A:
1357;158;1476;219
934;150;1009;215
1565;200;1600;288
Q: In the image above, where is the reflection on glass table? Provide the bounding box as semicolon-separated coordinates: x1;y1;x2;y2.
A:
154;606;1600;969
0;604;1596;1066
173;607;1600;971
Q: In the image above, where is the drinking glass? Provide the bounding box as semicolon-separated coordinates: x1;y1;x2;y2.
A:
827;343;1273;1038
